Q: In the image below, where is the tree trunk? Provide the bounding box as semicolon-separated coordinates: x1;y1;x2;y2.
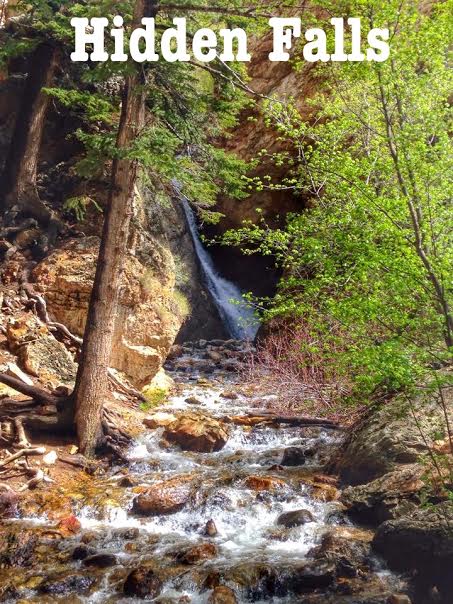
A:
0;42;59;225
72;0;153;457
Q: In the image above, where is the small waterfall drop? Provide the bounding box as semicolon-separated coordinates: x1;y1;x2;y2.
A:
181;198;259;340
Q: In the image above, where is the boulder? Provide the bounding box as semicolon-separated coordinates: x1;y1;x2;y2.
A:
331;390;452;485
276;509;315;528
163;413;229;453
341;464;424;524
132;475;196;516
308;528;372;579
6;314;77;388
143;411;177;429
209;586;238;604
123;566;163;599
372;502;453;601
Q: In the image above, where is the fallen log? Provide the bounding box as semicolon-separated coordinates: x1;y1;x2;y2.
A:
223;411;343;430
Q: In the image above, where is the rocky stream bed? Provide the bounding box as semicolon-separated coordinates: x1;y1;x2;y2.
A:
0;340;415;603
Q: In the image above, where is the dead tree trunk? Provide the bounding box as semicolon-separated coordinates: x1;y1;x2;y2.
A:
72;0;153;457
0;42;59;226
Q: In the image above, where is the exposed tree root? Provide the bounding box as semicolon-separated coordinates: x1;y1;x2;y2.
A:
13;418;30;448
0;446;46;468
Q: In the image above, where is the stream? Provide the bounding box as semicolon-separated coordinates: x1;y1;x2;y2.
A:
1;340;408;603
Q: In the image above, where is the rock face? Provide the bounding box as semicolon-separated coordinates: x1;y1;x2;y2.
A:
132;475;196;516
147;198;228;342
163;413;230;453
341;465;424;525
372;502;453;602
330;399;442;485
33;235;182;387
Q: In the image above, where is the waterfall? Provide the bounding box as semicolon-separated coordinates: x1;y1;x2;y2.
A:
181;198;259;341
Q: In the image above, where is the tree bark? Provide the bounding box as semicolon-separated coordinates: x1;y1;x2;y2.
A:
72;0;154;457
0;42;59;225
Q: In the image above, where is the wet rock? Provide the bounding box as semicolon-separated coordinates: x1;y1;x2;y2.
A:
132;475;196;515
57;515;82;536
276;509;315;528
245;475;288;492
113;527;140;540
387;596;412;604
285;561;336;592
205;519;218;537
372;502;453;600
72;545;96;560
0;529;37;567
209;586;238;604
310;482;340;502
309;529;372;579
144;411;177;429
185;396;203;405
341;464;424;524
221;390;239;400
179;542;217;564
0;489;19;518
281;446;312;466
81;531;98;544
118;475;137;488
39;573;95;595
123;566;163;598
163;413;229;452
83;553;117;568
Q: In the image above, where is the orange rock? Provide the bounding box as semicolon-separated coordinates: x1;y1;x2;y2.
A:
57;515;81;535
163;413;229;453
311;483;340;502
132;475;196;515
245;475;288;492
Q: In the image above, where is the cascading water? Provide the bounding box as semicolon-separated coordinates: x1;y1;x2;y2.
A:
1;341;408;603
181;197;259;341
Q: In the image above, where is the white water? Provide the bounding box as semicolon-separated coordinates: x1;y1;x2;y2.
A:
181;198;259;340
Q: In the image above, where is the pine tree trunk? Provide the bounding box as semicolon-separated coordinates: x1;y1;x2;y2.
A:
73;0;152;457
0;42;59;224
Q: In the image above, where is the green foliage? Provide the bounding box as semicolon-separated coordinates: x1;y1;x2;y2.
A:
225;0;453;401
63;196;102;222
140;386;168;411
